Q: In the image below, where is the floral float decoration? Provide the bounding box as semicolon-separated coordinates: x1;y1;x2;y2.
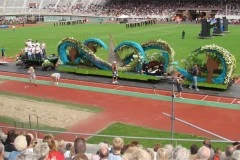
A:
178;44;236;86
57;37;175;74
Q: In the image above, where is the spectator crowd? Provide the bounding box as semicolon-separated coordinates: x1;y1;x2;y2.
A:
0;129;240;160
39;0;240;17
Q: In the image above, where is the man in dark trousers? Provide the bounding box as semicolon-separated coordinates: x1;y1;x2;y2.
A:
189;64;199;91
182;30;185;39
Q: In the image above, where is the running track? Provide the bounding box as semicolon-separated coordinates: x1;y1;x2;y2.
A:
0;71;240;141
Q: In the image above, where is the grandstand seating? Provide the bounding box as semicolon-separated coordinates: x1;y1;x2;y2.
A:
0;0;240;21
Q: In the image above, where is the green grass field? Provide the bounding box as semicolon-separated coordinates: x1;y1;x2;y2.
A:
87;123;229;150
0;23;239;74
0;92;230;149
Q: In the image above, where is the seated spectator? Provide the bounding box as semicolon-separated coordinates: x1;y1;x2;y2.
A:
8;135;28;160
121;144;131;155
33;141;50;160
16;150;36;160
213;148;222;160
145;148;154;160
153;144;162;160
122;146;151;160
156;148;168;160
203;139;214;159
189;144;198;160
4;130;17;152
172;146;190;160
92;142;108;160
25;134;34;153
130;141;139;147
233;142;240;150
0;130;7;145
0;142;4;160
232;150;240;160
224;145;235;158
64;143;73;159
43;134;64;160
73;153;88;160
73;137;92;160
109;137;124;160
163;144;174;159
99;145;109;160
57;139;65;154
196;146;211;160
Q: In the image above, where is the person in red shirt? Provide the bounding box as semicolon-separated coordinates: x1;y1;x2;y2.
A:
213;148;222;160
43;134;64;160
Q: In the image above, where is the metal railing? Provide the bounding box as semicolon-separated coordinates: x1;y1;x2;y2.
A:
0;125;236;144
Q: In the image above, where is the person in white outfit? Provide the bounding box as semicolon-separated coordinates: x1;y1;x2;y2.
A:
51;73;61;85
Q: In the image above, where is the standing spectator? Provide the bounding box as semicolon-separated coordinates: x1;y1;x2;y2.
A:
41;41;46;58
27;45;32;60
24;45;28;59
112;61;118;84
1;47;5;62
189;64;199;91
28;67;37;86
35;44;41;60
31;44;36;59
174;74;184;99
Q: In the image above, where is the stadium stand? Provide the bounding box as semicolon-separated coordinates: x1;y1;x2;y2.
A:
0;0;240;22
0;128;240;160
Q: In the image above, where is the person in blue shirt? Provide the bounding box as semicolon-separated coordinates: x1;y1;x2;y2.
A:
189;64;199;91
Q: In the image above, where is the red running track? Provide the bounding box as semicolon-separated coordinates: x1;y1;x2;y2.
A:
0;71;239;105
0;71;240;141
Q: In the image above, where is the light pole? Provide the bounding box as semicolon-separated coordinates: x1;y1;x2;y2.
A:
170;77;175;144
36;116;39;138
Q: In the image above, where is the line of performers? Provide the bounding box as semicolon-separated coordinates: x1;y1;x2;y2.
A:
126;19;156;28
23;39;46;60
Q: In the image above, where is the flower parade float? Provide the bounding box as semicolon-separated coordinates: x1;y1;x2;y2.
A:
57;37;176;82
178;44;237;90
